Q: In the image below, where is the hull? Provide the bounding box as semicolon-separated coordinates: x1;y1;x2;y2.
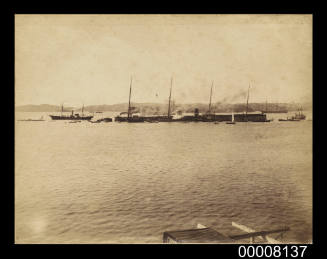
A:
102;118;113;122
114;116;144;122
128;117;145;123
177;113;267;122
279;119;300;121
115;113;268;123
50;115;93;121
144;116;173;122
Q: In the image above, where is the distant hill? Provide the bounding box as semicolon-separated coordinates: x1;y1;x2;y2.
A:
15;102;312;114
15;104;74;112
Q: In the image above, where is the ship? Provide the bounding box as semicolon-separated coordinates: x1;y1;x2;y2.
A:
185;82;268;122
278;107;305;121
17;116;45;121
293;107;306;120
144;77;174;122
201;81;216;122
49;104;93;121
114;77;144;123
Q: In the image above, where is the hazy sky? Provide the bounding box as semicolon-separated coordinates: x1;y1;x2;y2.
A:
15;14;312;106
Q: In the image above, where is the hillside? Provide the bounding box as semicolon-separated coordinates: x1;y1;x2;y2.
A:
15;102;312;114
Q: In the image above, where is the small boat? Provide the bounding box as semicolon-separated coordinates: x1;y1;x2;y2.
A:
214;121;219;124
17;116;45;121
89;117;112;123
226;112;236;124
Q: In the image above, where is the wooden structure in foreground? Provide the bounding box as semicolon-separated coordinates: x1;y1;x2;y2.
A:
163;222;290;244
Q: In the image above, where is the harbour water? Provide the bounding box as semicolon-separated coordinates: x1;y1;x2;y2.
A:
15;112;312;243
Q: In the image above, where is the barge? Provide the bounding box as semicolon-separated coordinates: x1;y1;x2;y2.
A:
49;104;93;121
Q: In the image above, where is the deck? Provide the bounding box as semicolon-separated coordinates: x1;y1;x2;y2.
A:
163;227;235;243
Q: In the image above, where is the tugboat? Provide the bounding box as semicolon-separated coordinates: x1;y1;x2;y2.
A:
49;104;93;121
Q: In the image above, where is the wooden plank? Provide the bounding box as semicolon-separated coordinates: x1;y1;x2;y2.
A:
230;228;290;240
163;227;234;243
197;223;207;229
232;222;288;244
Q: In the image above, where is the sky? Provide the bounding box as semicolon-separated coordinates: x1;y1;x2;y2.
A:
15;14;312;107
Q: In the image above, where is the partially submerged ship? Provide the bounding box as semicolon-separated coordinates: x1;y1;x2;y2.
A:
49;104;93;121
176;110;268;122
175;83;268;122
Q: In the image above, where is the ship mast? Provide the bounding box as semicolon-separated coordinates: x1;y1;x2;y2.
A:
168;77;173;118
246;83;250;118
82;104;84;117
128;76;132;119
61;103;63;116
208;81;213;114
265;99;268;113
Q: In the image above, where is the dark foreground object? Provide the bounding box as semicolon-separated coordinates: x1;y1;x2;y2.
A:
163;227;234;243
163;224;290;244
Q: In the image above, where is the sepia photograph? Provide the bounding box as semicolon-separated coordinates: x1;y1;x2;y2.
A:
15;14;312;244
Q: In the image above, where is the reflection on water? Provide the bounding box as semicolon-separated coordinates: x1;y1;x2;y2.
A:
15;112;312;243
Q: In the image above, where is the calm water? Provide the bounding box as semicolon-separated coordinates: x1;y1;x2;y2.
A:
15;112;312;243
